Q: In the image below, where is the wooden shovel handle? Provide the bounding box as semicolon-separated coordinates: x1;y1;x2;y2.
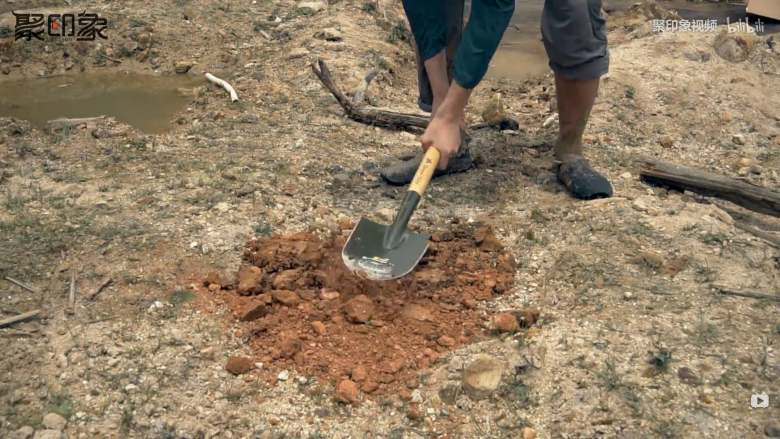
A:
409;147;440;196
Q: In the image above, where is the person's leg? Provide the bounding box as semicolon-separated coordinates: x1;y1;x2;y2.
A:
383;0;472;186
542;0;613;199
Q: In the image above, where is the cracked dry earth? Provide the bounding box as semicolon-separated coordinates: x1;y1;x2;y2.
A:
1;0;780;438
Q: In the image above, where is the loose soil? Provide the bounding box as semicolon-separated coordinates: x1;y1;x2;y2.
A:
201;222;516;397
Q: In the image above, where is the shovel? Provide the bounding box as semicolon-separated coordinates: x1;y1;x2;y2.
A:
342;147;441;281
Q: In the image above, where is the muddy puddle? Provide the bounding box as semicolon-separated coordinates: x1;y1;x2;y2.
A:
0;72;203;134
489;0;777;82
197;222;527;399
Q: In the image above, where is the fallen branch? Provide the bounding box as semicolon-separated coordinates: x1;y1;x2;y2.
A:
639;159;780;217
352;68;379;106
0;310;40;328
735;221;780;248
86;278;113;301
713;285;779;302
97;53;122;64
3;276;39;294
311;59;429;131
205;72;239;102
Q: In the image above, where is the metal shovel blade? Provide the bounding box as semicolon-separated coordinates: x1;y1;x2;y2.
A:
342;218;429;281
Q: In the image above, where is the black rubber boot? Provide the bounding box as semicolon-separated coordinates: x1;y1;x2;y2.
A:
557;157;613;200
380;147;474;186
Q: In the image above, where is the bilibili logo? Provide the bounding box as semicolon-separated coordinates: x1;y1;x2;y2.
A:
13;11;108;41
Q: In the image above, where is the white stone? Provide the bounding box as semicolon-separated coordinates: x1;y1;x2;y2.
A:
277;370;289;381
42;413;67;431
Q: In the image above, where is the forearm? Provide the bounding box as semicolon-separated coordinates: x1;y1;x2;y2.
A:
435;82;472;123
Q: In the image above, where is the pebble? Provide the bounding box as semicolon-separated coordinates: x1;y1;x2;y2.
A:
32;431;62;439
174;60;193;74
343;294;375;323
288;47;310;59
492;313;519;333
677;366;700;385
9;426;34;439
462;356;504;399
311;320;326;335
522;427;537;439
315;28;342;42
336;379;359;404
659;136;674;148
277;370;289;381
296;1;325;14
225;356;254;375
437;335;456;347
351;365;367;382
732;133;745;145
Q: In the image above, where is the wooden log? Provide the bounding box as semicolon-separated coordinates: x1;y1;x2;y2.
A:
639;159;780;217
0;310;40;328
312;59;429;131
735;221;780;248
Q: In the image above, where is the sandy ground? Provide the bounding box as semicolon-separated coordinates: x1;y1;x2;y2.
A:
0;1;779;438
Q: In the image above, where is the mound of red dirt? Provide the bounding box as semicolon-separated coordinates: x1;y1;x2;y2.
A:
202;222;516;400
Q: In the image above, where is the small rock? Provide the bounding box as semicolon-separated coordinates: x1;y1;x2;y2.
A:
272;290;301;306
9;426;34;439
42;412;67;431
765;422;780;437
239;301;267;322
311;320;326;335
277;370;289;381
343;294;374;323
237;265;263;294
732;133;745;145
737;157;755;168
714;30;758;63
659;136;674;148
315;28;342;42
296;1;325;15
513;308;540;328
737;166;750;177
402;304;434;322
407;402;423;421
336;379;359;404
620;172;632;180
319;289;340;300
677;367;700;385
492;313;519;333
298;376;308;385
288;47;310;59
203;271;222;287
462;355;504;399
351;365;367;382
522;427;537;439
437;335;456;347
33;431;62;439
481;93;506;126
225;356;254;375
213;201;230;212
174;60;193;74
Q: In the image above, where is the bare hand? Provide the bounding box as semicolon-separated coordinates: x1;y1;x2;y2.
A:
420;115;461;170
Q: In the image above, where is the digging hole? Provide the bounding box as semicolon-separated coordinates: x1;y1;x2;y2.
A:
198;221;518;397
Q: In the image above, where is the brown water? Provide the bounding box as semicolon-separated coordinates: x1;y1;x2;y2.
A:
488;0;775;82
0;72;203;134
